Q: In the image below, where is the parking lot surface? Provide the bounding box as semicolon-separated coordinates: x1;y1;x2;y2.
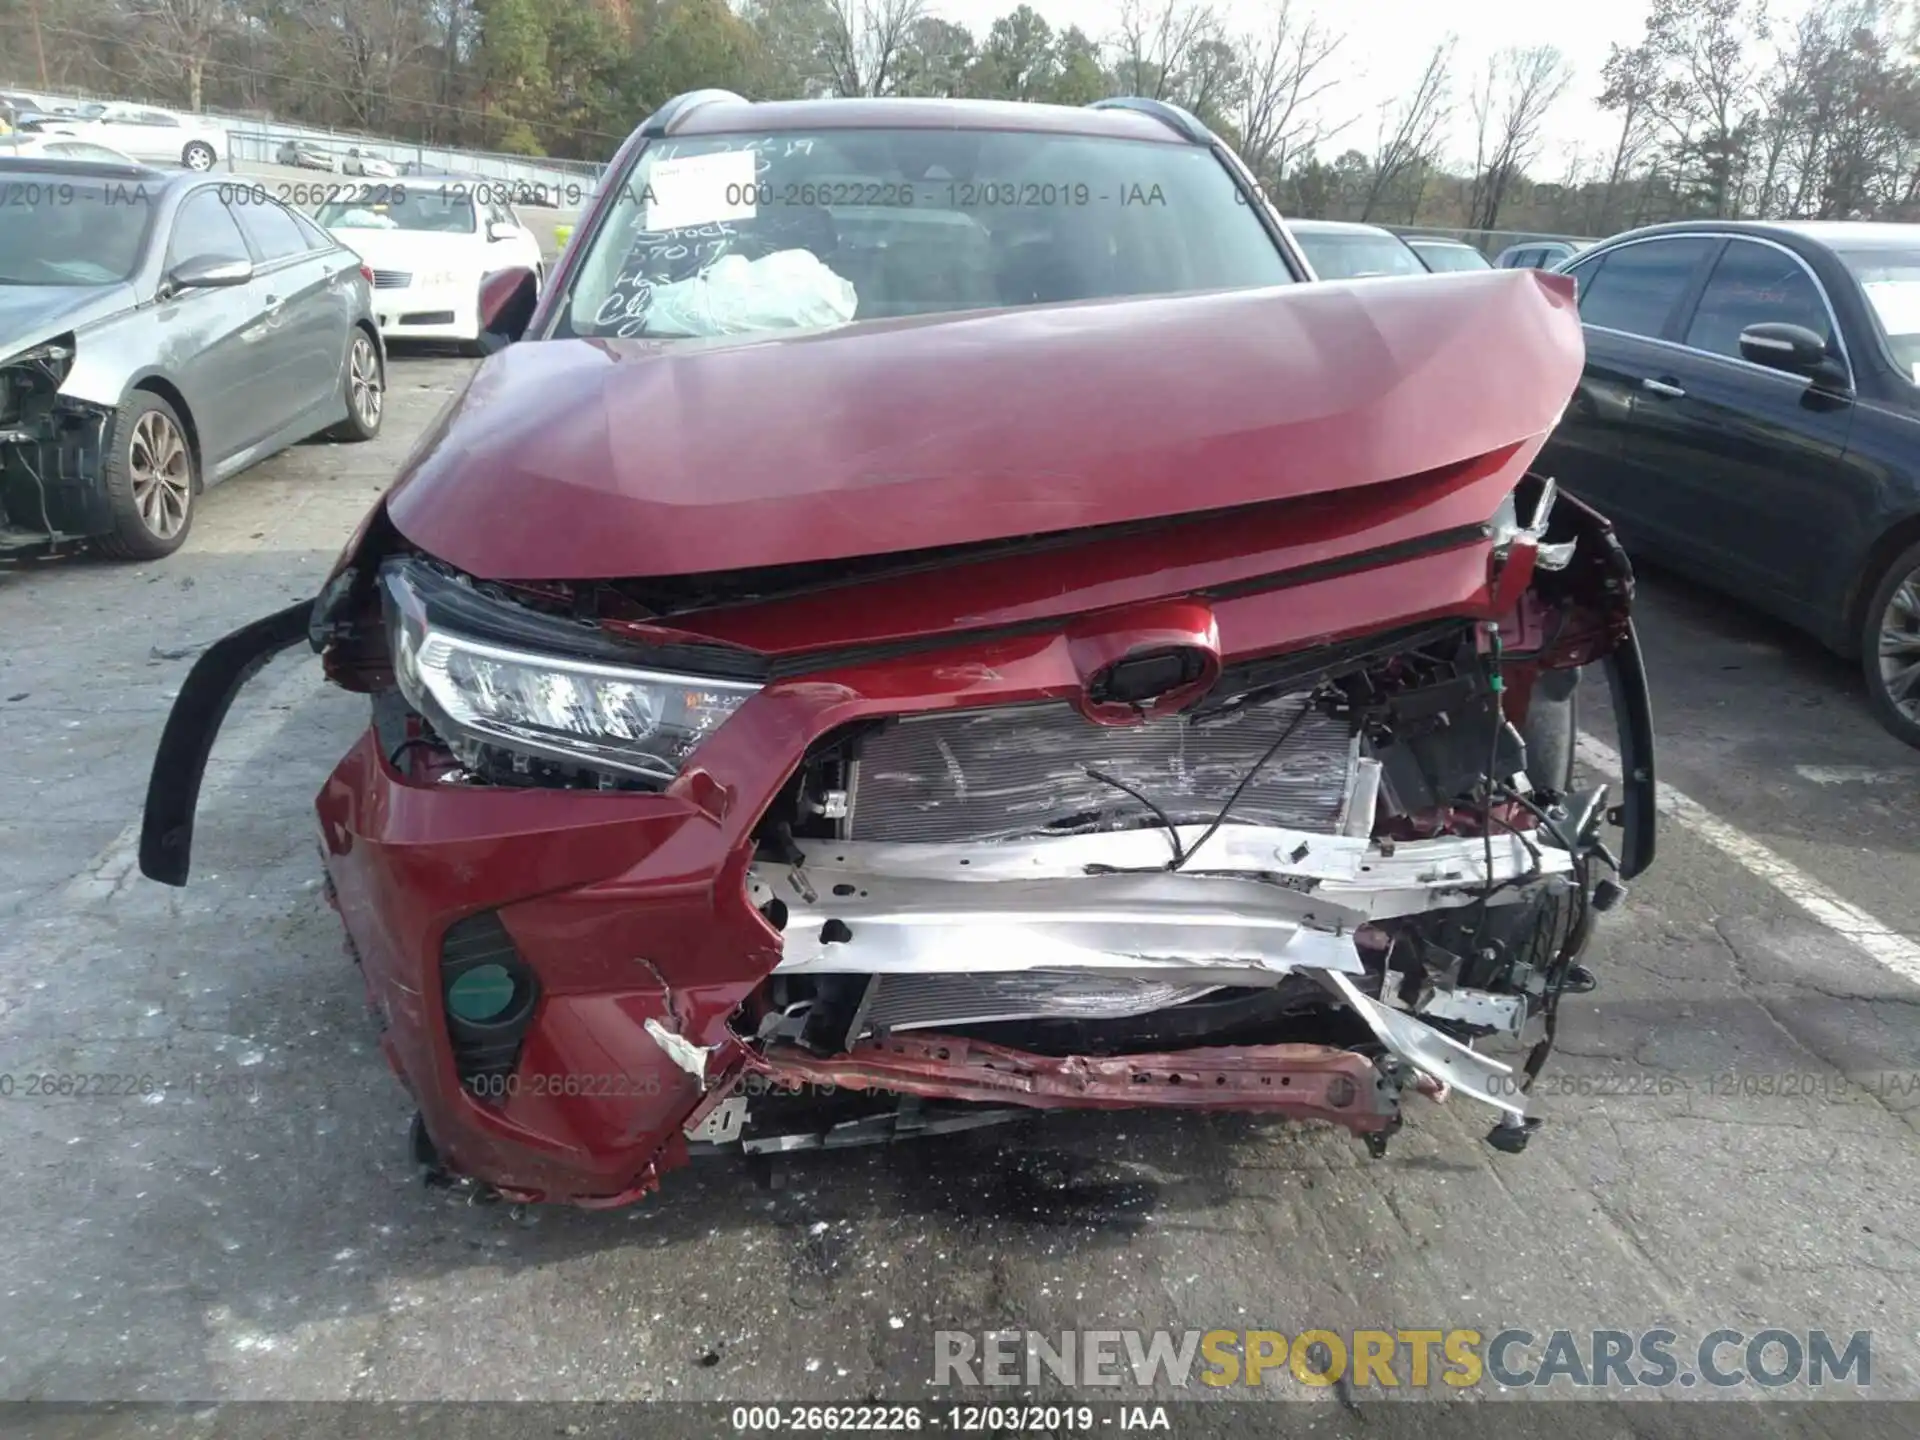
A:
2;351;1918;1426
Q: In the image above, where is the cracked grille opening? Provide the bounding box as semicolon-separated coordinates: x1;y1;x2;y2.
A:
844;692;1355;844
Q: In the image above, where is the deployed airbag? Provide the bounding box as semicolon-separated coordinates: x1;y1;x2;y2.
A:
644;250;858;337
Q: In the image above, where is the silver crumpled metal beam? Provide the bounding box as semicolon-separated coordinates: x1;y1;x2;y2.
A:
766;867;1369;980
1315;969;1529;1119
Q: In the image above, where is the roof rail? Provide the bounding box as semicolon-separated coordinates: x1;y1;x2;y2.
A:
1087;96;1213;144
640;89;749;138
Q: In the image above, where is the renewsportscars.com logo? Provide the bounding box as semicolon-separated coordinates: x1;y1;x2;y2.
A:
931;1328;1873;1392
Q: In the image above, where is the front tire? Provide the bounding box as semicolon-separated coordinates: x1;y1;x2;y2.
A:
325;329;384;442
1861;538;1920;748
95;392;195;561
1521;667;1580;794
182;141;216;171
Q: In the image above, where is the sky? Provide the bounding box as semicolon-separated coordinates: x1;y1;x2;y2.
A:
931;0;1662;172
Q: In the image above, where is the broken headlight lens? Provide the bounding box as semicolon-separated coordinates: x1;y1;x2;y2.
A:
0;337;74;428
383;562;760;785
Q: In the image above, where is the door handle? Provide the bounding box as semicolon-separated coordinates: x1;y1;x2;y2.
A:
1640;376;1686;399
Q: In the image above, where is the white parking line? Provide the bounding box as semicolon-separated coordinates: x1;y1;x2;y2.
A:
60;658;326;908
1794;764;1914;786
1577;734;1920;985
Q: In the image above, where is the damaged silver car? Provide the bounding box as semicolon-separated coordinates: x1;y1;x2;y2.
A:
0;156;384;559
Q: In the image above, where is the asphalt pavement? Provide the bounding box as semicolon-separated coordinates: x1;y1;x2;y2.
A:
1;351;1917;1434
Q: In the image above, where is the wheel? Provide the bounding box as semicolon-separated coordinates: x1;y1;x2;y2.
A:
325;329;384;441
94;392;194;561
459;315;506;359
182;140;216;171
1861;538;1920;747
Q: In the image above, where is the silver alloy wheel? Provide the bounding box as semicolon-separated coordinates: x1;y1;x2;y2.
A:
129;409;191;539
349;334;382;430
1879;564;1920;723
183;142;215;171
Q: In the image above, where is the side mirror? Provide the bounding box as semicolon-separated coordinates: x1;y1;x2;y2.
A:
1739;322;1834;376
166;256;253;292
486;221;519;243
477;266;538;347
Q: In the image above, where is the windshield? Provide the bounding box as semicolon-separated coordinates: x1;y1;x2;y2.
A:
1838;249;1920;380
1413;243;1490;272
315;191;475;234
558;128;1292;339
1294;230;1428;280
0;177;155;284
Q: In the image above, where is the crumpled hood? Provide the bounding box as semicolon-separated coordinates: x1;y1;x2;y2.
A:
383;269;1584;581
0;283;137;363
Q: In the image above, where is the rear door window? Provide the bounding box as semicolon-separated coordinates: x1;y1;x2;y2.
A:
1573;238;1714;339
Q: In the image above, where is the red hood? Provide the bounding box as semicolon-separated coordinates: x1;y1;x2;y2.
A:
383;270;1582;581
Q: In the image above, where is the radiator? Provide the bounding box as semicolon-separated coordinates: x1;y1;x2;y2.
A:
847;692;1355;844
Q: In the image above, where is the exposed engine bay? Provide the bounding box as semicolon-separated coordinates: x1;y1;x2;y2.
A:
0;338;112;551
724;566;1629;1159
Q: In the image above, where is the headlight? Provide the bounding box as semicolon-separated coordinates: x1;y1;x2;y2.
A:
0;336;75;427
384;561;760;786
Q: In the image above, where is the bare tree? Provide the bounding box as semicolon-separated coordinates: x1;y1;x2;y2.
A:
1360;36;1455;222
127;0;229;110
302;0;436;133
821;0;927;96
1110;0;1221;102
1466;45;1570;230
1596;41;1661;230
1233;0;1347;184
1641;0;1768;214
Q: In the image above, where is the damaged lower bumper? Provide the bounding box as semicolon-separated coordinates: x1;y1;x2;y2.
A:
752;1034;1403;1131
0;397;112;551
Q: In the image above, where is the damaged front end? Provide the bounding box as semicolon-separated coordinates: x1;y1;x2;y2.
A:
0;338;112;552
137;273;1653;1207
142;473;1653;1208
734;486;1648;1162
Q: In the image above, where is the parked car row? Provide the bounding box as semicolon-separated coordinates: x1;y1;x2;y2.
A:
1284;222;1582;278
7;107;1917;756
9;101;225;169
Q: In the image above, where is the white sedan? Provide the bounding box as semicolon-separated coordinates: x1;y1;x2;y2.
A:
340;147;397;179
0;134;141;166
40;103;225;170
315;183;544;352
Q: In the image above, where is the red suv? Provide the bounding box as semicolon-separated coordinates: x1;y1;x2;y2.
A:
142;93;1655;1208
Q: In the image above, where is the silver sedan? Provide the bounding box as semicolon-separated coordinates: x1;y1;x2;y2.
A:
0;157;385;559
